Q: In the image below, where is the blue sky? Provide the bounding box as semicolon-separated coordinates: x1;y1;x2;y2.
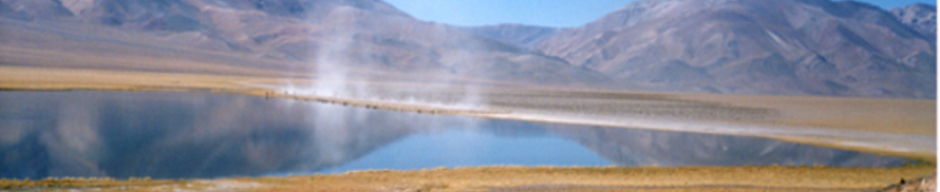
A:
384;0;937;28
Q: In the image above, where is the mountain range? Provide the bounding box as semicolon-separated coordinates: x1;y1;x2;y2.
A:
0;0;935;98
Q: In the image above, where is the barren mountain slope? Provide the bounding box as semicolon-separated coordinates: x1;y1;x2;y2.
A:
890;3;937;39
538;0;936;98
460;24;561;51
0;0;610;88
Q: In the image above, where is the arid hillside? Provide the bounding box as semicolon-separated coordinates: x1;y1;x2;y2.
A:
1;0;935;98
534;0;936;98
891;3;937;38
0;0;610;88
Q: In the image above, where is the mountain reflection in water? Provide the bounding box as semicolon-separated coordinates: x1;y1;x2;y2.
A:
0;91;906;179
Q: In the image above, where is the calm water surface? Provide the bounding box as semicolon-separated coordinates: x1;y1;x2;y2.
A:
0;91;907;179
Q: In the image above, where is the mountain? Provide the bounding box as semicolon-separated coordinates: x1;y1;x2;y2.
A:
537;0;936;98
0;0;935;98
459;24;560;51
890;3;936;38
0;0;609;88
0;0;72;19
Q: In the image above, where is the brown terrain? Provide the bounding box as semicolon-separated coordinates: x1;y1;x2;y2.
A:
0;165;936;192
879;174;937;192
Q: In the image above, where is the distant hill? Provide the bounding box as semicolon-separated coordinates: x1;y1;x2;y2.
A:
536;0;936;98
458;24;560;51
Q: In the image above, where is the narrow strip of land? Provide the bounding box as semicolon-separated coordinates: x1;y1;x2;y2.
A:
1;166;934;192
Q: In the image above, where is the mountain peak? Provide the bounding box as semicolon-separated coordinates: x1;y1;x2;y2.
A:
908;3;937;9
890;2;937;37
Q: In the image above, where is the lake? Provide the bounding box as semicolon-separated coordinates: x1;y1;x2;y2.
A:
0;91;907;179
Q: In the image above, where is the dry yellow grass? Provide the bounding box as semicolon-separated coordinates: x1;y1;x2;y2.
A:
1;165;934;192
0;65;270;92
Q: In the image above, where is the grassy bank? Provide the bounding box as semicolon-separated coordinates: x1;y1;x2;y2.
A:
1;165;935;192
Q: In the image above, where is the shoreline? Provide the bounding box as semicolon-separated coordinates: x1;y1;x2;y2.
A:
1;165;935;191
